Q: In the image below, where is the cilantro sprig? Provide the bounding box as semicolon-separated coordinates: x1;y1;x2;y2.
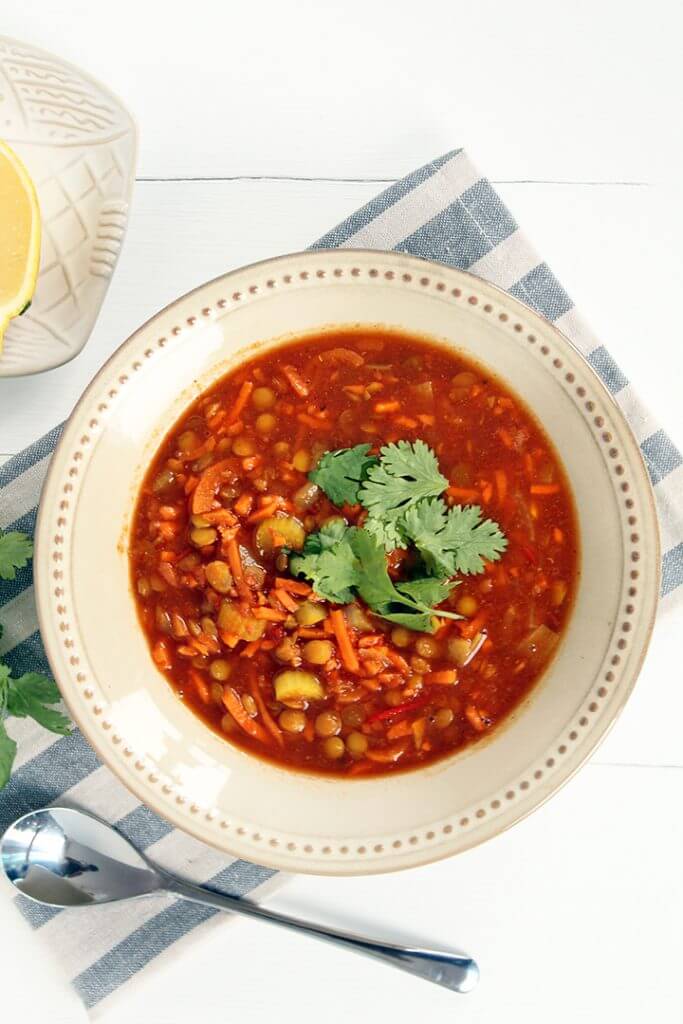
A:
290;521;460;632
0;531;34;580
0;530;72;788
292;438;508;632
309;444;378;506
360;440;448;550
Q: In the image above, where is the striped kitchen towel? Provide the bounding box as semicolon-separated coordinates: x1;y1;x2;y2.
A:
1;148;681;1012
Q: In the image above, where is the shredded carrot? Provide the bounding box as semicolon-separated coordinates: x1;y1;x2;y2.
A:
411;717;426;750
417;413;435;426
447;486;480;503
191;459;234;514
358;675;382;691
220;631;240;648
329;609;360;672
200;508;238;525
187;669;210;704
357;634;384;647
374;400;400;414
158;550;178;563
249;676;284;747
384;649;410;674
303;718;315;742
424;669;458;685
223;687;270;743
297;412;329;430
296;627;327;639
386;719;413;740
348;759;374;776
274;577;311;595
226;419;244;436
206;410;227;432
273;588;299;613
523;452;534;477
530;483;561;495
233;493;254;517
282;365;310;397
152;640;172;670
497;428;514;449
240;640;262;657
366;743;408;764
553;527;564;544
482;481;493;504
252;606;287;622
226;380;253;425
184;475;199;495
225;537;247;595
395;415;418;429
247;501;280;524
459;610;488;640
494;469;507;504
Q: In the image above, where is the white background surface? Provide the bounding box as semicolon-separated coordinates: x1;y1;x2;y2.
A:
1;2;682;1021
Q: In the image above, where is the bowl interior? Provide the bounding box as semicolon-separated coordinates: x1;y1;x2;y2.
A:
36;251;659;874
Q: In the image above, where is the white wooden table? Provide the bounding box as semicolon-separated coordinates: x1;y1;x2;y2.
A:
2;2;682;1021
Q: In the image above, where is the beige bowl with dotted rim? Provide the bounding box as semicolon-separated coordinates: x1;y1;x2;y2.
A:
35;250;660;875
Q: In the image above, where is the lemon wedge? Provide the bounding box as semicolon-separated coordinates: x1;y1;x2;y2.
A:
0;140;41;352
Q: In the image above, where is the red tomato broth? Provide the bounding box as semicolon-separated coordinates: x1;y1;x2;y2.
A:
129;329;578;776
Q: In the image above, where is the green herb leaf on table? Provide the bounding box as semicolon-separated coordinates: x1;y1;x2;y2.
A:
359;440;448;551
309;444;378;506
0;720;17;789
5;672;72;735
0;531;34;580
0;529;73;791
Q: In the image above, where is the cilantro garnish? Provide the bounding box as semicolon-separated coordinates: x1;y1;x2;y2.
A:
0;530;72;789
359;440;448;550
350;529;460;632
295;438;508;633
290;524;461;632
0;531;34;580
402;498;507;576
289;519;359;603
309;444;378;506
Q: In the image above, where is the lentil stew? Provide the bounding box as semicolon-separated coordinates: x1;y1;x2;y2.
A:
130;329;578;776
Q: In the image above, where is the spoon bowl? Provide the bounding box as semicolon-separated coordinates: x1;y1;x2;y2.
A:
1;807;479;994
1;807;161;906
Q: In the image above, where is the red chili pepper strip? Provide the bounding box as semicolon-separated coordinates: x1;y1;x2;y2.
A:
366;694;431;723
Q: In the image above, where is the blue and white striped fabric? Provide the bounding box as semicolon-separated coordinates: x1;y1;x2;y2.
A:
1;148;681;1012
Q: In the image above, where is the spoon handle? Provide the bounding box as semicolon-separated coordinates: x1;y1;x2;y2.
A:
165;876;478;994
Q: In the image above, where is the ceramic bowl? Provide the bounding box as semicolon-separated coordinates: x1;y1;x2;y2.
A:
35;250;660;875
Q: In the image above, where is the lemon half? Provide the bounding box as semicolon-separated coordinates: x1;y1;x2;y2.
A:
0;140;41;352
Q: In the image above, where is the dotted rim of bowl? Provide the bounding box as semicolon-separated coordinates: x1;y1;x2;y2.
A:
43;255;653;866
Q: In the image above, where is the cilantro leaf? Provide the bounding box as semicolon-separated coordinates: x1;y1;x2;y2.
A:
0;531;33;580
439;504;508;575
5;673;71;736
360;441;448;551
0;720;17;789
309;444;379;506
401;498;455;576
363;513;407;554
395;576;459;608
402;499;507;577
351;530;460;632
289;522;360;603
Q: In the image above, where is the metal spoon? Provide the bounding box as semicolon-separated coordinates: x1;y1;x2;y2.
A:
1;807;478;993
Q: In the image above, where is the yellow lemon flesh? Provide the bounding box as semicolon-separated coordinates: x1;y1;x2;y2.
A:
0;140;41;352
